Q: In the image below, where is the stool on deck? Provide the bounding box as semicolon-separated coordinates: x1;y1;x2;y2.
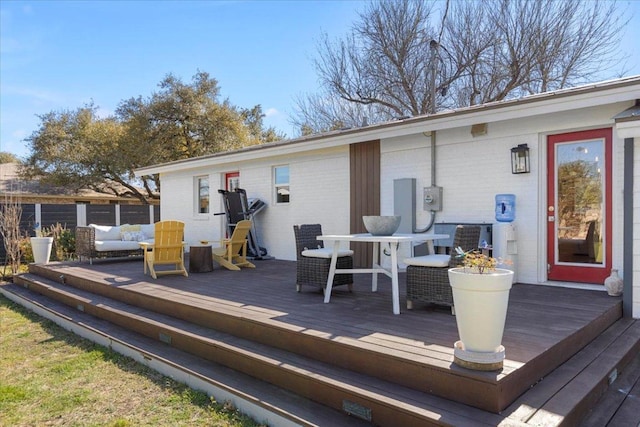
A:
189;245;214;273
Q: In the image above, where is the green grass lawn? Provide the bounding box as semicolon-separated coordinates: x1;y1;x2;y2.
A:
0;296;264;427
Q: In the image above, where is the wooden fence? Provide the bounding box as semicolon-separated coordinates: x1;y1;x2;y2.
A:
0;203;160;263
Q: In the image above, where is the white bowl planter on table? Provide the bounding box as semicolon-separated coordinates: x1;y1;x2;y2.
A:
448;267;514;371
30;237;54;264
362;216;401;236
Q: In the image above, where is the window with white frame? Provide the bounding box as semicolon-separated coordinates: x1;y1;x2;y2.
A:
274;165;290;204
196;176;209;213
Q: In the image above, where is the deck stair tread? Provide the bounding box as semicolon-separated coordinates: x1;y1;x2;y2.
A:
34;269;479;371
1;282;369;427
25;268;530;392
4;265;636;427
28;263;621;385
502;318;640;426
579;346;640;427
6;276;514;427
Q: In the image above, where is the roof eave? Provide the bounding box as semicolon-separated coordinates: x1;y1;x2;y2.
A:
135;75;640;177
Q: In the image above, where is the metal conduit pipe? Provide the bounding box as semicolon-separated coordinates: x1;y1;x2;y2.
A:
414;130;437;233
414;40;441;234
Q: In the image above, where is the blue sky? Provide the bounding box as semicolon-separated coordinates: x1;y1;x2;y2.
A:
2;0;639;159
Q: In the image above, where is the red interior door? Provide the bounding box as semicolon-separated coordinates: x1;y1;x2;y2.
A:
547;128;612;284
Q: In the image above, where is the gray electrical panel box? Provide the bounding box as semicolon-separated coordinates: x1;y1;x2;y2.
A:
394;178;416;233
423;186;443;211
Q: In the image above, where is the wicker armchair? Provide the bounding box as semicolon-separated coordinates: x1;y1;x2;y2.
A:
293;224;354;293
405;225;481;314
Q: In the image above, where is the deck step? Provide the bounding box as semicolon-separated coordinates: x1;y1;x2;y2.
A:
24;265;524;413
5;266;631;427
502;317;640;426
579;345;640;427
2;282;344;427
4;275;513;427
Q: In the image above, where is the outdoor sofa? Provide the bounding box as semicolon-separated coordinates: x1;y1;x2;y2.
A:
76;223;155;264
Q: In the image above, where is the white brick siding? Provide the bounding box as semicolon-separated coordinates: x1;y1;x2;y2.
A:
154;93;635;316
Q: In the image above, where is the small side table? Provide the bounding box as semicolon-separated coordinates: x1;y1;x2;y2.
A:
189;245;213;273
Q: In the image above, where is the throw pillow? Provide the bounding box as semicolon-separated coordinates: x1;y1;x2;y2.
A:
121;231;146;242
91;224;122;241
120;224;142;240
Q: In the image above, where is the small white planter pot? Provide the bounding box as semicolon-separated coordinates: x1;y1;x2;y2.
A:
449;267;514;361
30;237;54;264
604;269;623;296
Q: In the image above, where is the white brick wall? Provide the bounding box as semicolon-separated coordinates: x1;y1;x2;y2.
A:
160;146;351;261
239;147;352;261
378;104;627;287
158;101;633;311
159;170;225;246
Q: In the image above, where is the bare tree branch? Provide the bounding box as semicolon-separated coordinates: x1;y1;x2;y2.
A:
293;0;628;134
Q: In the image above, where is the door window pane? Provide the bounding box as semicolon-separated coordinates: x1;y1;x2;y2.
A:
555;140;603;264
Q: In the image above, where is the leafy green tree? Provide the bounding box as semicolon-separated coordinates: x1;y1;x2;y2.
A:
118;72;259;162
21;72;283;202
21;104;152;200
241;105;286;143
0;152;19;164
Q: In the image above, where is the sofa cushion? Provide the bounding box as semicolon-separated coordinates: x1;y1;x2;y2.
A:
141;224;155;239
95;240;142;252
404;254;451;267
301;248;354;259
119;224;141;239
90;224;122;241
121;231;146;242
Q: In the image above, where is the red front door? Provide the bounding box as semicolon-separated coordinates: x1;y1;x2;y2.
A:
546;128;612;284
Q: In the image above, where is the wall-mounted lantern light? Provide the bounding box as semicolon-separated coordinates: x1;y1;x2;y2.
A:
511;143;530;174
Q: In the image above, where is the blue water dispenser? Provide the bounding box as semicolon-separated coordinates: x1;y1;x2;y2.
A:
495;194;516;222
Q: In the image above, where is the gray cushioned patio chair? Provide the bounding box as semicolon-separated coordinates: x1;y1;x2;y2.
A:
293;224;354;293
404;225;481;314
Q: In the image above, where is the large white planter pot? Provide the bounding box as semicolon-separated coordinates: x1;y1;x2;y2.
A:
449;267;514;354
30;237;53;264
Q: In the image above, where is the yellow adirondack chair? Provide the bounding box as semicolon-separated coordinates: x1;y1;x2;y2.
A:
210;220;256;271
139;220;188;279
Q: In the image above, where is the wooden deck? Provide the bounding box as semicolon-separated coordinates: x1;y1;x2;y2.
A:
3;257;638;426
